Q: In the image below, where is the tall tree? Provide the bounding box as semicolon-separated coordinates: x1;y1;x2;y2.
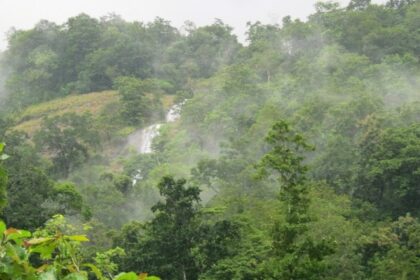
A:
143;176;200;280
115;176;241;280
257;121;334;279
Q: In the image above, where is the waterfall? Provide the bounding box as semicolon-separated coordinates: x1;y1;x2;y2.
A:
127;123;162;154
132;169;143;186
128;101;186;185
165;101;185;122
127;101;185;154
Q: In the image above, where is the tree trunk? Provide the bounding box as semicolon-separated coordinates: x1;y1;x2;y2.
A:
182;265;187;280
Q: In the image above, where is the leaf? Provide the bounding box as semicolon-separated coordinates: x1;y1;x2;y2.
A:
67;264;77;273
30;242;57;259
27;237;53;245
83;263;104;280
0;143;4;153
0;220;5;239
4;228;18;235
5;229;31;245
0;154;8;160
66;235;89;242
17;229;31;238
114;272;138;280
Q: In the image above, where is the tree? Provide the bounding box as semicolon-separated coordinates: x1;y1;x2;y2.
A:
115;176;241;280
360;214;420;279
1;133;54;229
3;21;62;110
356;123;420;217
138;177;201;279
257;121;334;279
34;113;99;178
2;165;54;230
114;76;161;126
1;131;88;230
348;0;372;10
386;0;417;9
62;14;101;85
0;143;8;213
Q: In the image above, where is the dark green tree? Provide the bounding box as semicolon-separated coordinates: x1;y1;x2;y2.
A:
359;214;420;279
1;133;54;229
62;14;101;86
141;177;201;279
3;166;54;230
115;176;241;280
34;113;99;178
356;123;420;217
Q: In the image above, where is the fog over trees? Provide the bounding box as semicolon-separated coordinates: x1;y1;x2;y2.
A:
0;1;419;279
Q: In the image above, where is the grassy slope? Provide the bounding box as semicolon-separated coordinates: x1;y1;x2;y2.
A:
13;90;119;135
13;91;176;135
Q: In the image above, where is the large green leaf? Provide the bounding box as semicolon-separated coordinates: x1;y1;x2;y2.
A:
0;220;5;239
114;272;138;280
5;229;31;245
30;241;57;259
26;237;53;245
83;263;104;280
62;272;88;280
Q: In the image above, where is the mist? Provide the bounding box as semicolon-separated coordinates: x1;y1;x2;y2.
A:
0;1;419;279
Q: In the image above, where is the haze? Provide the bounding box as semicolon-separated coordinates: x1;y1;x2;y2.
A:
0;0;386;50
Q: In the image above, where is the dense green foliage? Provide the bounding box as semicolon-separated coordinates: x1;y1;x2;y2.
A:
0;215;160;279
114;176;240;280
34;113;99;177
0;143;8;212
1;15;238;112
0;0;419;279
114;77;163;126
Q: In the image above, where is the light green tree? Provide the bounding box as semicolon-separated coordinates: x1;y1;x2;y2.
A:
257;121;334;279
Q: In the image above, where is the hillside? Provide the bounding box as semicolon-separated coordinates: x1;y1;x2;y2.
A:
0;1;420;280
13;90;119;135
11;90;176;136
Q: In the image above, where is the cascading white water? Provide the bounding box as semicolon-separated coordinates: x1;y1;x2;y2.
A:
127;101;185;154
165;101;185;122
128;101;186;185
127;123;162;154
132;169;143;186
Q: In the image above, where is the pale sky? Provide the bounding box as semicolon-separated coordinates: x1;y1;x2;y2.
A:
0;0;386;50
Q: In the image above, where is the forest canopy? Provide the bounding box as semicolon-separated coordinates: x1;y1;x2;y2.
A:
0;0;419;279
